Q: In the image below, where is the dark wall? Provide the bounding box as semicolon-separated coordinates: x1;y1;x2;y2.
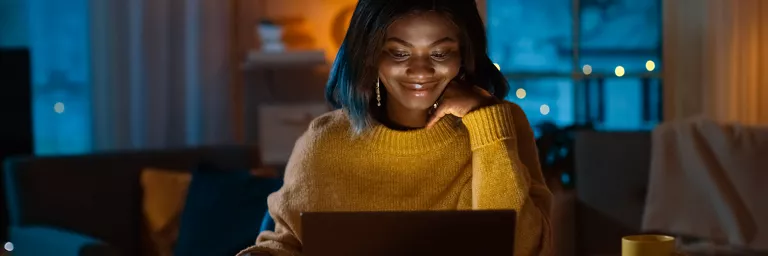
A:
0;47;34;241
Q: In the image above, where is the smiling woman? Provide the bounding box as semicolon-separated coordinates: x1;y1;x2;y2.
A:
325;0;508;133
377;12;462;128
238;1;553;255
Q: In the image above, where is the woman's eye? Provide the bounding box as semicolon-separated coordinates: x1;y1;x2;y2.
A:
431;51;451;60
389;51;409;60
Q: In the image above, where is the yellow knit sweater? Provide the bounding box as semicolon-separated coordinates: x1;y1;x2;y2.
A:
238;102;553;256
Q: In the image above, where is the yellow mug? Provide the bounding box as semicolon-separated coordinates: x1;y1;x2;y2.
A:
622;235;676;256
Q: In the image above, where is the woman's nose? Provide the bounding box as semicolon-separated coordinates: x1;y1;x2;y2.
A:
405;57;435;80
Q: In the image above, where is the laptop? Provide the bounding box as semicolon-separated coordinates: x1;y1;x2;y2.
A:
301;210;516;256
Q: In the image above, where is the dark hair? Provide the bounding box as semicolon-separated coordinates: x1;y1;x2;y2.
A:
325;0;509;133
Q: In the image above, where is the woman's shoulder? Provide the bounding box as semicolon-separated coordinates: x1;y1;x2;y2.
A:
464;100;527;120
307;109;348;130
295;109;352;147
304;109;350;137
285;110;351;175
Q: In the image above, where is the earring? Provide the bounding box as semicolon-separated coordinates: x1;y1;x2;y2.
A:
376;78;381;107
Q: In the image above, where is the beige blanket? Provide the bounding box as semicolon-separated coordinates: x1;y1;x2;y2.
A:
642;117;768;252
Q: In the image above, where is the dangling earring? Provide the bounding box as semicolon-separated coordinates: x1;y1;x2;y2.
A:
376;78;381;107
428;102;439;116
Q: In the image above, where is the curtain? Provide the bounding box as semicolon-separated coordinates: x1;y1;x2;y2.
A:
702;0;768;126
89;0;235;151
664;0;768;126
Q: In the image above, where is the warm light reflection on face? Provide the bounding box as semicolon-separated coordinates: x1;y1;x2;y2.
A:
378;12;461;111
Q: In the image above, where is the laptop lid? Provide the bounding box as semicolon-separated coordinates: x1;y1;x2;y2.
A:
301;210;516;256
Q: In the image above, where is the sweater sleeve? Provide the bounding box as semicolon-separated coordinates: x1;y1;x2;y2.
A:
461;101;554;256
237;132;314;256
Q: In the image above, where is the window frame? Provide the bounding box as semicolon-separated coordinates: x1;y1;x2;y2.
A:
487;0;664;129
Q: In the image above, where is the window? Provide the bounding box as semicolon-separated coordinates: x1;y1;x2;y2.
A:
28;0;92;155
487;0;662;131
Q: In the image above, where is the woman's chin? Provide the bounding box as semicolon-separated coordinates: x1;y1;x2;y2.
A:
403;103;437;112
388;96;440;112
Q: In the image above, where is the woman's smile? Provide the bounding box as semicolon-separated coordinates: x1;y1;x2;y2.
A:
400;81;439;97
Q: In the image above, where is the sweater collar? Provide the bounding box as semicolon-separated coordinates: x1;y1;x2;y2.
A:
360;116;467;155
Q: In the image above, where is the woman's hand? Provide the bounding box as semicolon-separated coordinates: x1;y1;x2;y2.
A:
426;81;499;128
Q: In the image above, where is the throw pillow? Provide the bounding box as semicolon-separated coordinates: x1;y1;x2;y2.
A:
140;168;192;256
174;166;282;256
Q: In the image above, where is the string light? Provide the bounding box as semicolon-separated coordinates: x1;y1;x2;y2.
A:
54;102;65;114
4;242;13;251
645;60;655;71
493;63;501;70
614;66;625;77
540;104;550;115
515;88;526;99
582;64;592;75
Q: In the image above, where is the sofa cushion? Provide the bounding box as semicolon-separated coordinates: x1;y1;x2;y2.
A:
3;145;263;256
8;226;108;256
174;166;282;256
140;168;192;256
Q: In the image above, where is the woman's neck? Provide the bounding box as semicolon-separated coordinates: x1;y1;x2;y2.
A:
384;104;429;130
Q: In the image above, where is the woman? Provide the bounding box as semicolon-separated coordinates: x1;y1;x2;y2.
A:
239;0;553;255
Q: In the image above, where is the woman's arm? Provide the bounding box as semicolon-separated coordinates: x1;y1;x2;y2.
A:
236;179;302;256
462;101;554;256
237;132;316;256
236;188;302;256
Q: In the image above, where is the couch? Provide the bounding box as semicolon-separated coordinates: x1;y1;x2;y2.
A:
3;131;656;256
3;145;268;256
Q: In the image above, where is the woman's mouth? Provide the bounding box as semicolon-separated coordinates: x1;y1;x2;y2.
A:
402;82;437;97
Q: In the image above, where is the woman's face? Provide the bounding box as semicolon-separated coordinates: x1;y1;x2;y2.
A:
378;12;461;111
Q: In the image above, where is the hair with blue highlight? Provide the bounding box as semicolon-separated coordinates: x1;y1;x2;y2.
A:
325;0;509;133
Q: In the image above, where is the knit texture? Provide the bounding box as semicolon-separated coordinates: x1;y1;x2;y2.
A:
238;102;553;256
